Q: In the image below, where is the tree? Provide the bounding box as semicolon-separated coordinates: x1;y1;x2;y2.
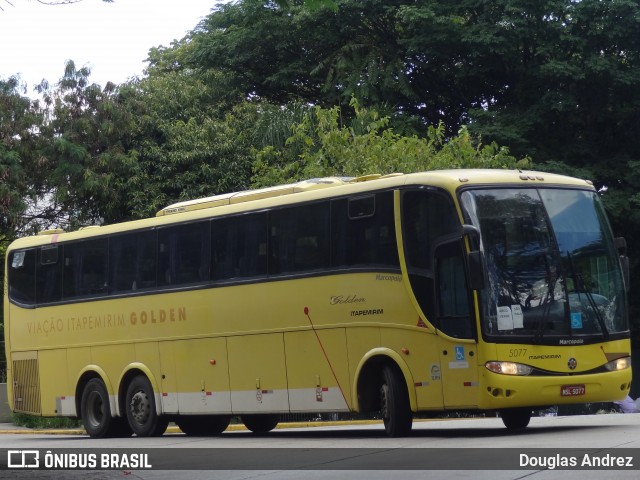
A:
187;0;519;134
189;0;640;164
190;0;447;130
121;41;259;218
459;1;640;165
252;99;529;187
34;61;138;227
0;76;43;237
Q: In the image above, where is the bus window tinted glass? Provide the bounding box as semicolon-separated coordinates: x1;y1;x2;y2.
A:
403;190;460;270
332;192;399;268
63;240;108;298
435;241;473;339
158;222;210;286
110;231;157;292
270;202;330;274
212;213;268;280
37;246;62;303
348;196;375;219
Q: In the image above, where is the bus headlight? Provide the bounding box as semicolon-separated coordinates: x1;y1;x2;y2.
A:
604;356;631;372
485;361;533;376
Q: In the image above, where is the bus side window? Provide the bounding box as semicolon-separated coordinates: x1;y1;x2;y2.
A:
331;191;399;269
8;249;36;305
36;246;62;303
212;213;268;281
62;240;108;298
270;202;330;275
158;222;210;286
211;216;235;280
110;231;157;292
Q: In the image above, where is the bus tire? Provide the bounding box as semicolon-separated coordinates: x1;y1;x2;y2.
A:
177;415;231;436
81;378;131;438
500;408;532;429
125;375;168;437
241;414;279;434
380;364;412;437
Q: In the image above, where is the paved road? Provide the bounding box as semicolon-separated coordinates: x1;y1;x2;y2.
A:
0;414;638;479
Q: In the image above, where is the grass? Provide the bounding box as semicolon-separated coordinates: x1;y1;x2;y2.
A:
11;412;82;429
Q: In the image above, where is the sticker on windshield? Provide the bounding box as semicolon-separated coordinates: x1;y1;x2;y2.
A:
497;306;514;330
511;304;524;328
11;251;25;269
497;305;524;330
570;312;583;329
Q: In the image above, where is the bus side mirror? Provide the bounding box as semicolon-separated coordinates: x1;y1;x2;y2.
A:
462;224;485;291
615;237;630;292
461;224;480;248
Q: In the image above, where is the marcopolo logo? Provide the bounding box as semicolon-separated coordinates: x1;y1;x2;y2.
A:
7;450;40;468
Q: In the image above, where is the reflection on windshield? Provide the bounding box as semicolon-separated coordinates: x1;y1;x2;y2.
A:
460;188;627;341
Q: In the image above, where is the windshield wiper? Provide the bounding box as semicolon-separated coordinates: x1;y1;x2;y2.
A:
567;252;609;339
533;260;555;342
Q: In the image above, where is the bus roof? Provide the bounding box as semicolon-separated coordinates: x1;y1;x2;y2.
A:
155;176;353;216
155;169;591;217
8;169;593;250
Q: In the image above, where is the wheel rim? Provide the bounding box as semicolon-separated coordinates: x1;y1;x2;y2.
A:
129;389;151;425
86;391;105;428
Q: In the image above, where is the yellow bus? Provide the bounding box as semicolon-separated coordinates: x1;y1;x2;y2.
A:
3;170;632;437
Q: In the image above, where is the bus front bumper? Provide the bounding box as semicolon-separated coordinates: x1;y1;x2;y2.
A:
478;369;632;410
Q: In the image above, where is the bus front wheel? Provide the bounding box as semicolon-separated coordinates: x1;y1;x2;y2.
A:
380;364;412;437
241;414;279;434
177;415;231;436
81;378;132;438
125;375;168;437
500;408;532;429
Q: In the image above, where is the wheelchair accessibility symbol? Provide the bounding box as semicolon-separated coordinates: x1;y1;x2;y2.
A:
455;346;465;361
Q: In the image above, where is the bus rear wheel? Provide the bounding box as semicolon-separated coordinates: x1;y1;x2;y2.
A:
177;415;231;436
500;408;532;429
241;414;279;434
380;364;412;437
125;375;168;437
81;378;132;438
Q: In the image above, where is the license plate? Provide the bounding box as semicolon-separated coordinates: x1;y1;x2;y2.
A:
561;384;585;396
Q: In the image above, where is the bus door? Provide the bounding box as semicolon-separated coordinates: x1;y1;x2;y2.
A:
401;188;470;410
433;240;480;409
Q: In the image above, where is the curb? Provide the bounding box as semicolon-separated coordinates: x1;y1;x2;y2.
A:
0;419;386;436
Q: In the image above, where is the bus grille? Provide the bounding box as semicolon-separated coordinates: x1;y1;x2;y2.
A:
12;358;42;414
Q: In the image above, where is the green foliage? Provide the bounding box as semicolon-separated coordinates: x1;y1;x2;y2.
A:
0;76;43;236
122;51;257;218
190;0;640;164
252;99;529;187
11;413;82;430
274;0;338;10
461;0;640;167
34;61;139;227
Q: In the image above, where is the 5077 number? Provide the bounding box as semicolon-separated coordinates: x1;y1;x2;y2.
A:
508;348;528;358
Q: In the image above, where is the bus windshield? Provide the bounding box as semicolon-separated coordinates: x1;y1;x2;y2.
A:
460;188;628;342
